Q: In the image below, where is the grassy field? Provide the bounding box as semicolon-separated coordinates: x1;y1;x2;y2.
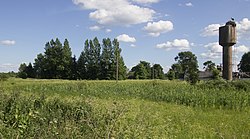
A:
0;78;250;138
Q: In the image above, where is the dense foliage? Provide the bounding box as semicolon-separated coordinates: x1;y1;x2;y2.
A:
238;51;250;72
129;61;164;79
167;51;199;84
0;79;250;138
18;37;127;80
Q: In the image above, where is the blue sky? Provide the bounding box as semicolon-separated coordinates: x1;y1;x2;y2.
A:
1;0;250;72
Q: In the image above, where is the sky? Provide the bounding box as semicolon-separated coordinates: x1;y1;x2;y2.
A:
1;0;250;73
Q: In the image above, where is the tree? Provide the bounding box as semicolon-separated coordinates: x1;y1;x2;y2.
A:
77;40;89;79
166;69;175;80
151;64;164;79
62;39;73;79
131;61;151;79
238;52;250;72
203;60;220;79
203;60;216;71
100;38;113;80
34;53;46;78
174;51;199;84
26;63;35;78
170;63;183;79
18;63;28;79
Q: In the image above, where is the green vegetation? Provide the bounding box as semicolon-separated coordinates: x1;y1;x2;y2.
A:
1;79;250;138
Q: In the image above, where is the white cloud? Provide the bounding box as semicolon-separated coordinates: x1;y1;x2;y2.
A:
185;2;193;7
144;20;174;37
89;25;102;31
0;63;18;72
202;18;250;39
130;44;136;47
73;0;155;26
132;0;159;4
105;29;112;33
0;40;16;46
201;24;221;37
117;34;136;43
201;42;222;59
156;39;190;51
237;18;250;38
234;45;249;53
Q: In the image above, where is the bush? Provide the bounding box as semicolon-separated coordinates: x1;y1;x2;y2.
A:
0;73;8;81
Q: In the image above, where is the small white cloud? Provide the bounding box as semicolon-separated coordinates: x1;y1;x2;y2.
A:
201;24;221;37
132;0;159;4
185;2;193;7
130;44;136;47
105;29;112;33
144;20;174;37
117;34;136;43
0;63;18;72
89;25;102;31
156;39;190;51
0;40;16;46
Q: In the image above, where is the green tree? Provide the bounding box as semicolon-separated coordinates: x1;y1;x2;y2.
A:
170;63;183;79
77;40;89;79
203;60;220;79
131;61;151;79
33;53;46;78
238;52;250;72
62;39;73;79
174;51;199;84
100;38;113;80
26;62;35;78
151;64;164;79
18;63;28;79
166;69;175;80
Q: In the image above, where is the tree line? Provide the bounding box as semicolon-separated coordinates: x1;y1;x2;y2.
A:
18;36;250;83
18;37;127;80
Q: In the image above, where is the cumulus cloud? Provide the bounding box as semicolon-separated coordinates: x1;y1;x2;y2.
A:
185;2;193;7
73;0;155;26
156;39;190;51
117;34;136;43
201;42;222;59
144;20;174;37
201;24;221;37
202;18;250;38
89;25;102;31
132;0;159;4
0;40;16;46
237;18;250;38
234;45;249;53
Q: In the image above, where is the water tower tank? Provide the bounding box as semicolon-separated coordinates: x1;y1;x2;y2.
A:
219;20;236;46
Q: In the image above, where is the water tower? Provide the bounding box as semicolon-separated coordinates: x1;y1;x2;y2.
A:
219;19;237;80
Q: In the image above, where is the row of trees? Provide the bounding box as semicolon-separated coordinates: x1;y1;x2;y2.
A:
18;38;127;80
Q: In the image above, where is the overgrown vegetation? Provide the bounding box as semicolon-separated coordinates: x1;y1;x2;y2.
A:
0;79;250;138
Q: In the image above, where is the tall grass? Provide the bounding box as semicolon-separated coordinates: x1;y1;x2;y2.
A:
0;79;250;138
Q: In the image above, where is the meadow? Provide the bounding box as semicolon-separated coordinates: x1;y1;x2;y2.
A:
0;78;250;138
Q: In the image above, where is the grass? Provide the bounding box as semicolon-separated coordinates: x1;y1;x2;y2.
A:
0;78;250;138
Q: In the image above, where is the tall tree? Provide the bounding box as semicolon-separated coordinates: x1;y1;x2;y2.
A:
174;51;199;84
62;39;73;79
203;60;216;71
33;53;46;78
238;52;250;72
100;38;113;79
18;63;28;79
77;40;89;79
113;39;127;80
151;64;164;79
